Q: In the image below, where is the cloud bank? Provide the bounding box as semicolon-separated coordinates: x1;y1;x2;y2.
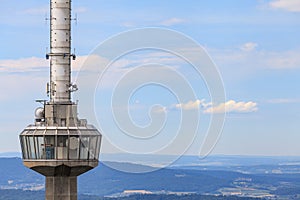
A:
240;42;258;52
0;55;109;73
174;99;258;114
269;0;300;12
175;99;204;110
204;100;258;114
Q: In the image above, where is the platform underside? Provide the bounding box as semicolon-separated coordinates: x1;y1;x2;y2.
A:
23;160;98;176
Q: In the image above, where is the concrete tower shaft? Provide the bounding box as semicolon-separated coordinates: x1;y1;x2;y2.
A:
49;0;74;103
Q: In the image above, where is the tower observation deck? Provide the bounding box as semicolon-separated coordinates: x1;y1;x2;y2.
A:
19;1;102;199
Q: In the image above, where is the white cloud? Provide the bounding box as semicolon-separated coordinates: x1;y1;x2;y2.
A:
173;99;257;114
264;50;300;69
0;57;48;72
175;99;204;110
240;42;258;52
0;55;109;73
269;0;300;12
0;52;185;93
153;106;168;113
211;47;300;73
204;100;258;114
0;55;109;103
22;6;48;15
72;54;109;72
267;98;300;104
160;18;186;26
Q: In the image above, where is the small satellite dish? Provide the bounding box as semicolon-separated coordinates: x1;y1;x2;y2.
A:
69;137;79;150
35;107;44;119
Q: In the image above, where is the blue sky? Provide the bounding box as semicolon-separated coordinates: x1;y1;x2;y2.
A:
0;0;300;156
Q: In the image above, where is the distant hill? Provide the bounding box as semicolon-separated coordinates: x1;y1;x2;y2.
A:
79;161;233;195
0;158;43;188
0;152;21;158
0;190;263;200
0;158;231;195
1;157;300;198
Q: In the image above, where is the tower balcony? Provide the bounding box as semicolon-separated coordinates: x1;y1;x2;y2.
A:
19;125;101;176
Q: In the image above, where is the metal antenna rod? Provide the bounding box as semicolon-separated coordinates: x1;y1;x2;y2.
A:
47;0;73;103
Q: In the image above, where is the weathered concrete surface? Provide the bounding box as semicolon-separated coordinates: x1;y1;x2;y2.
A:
46;176;77;200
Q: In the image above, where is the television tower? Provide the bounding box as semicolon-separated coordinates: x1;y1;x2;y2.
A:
19;0;102;199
